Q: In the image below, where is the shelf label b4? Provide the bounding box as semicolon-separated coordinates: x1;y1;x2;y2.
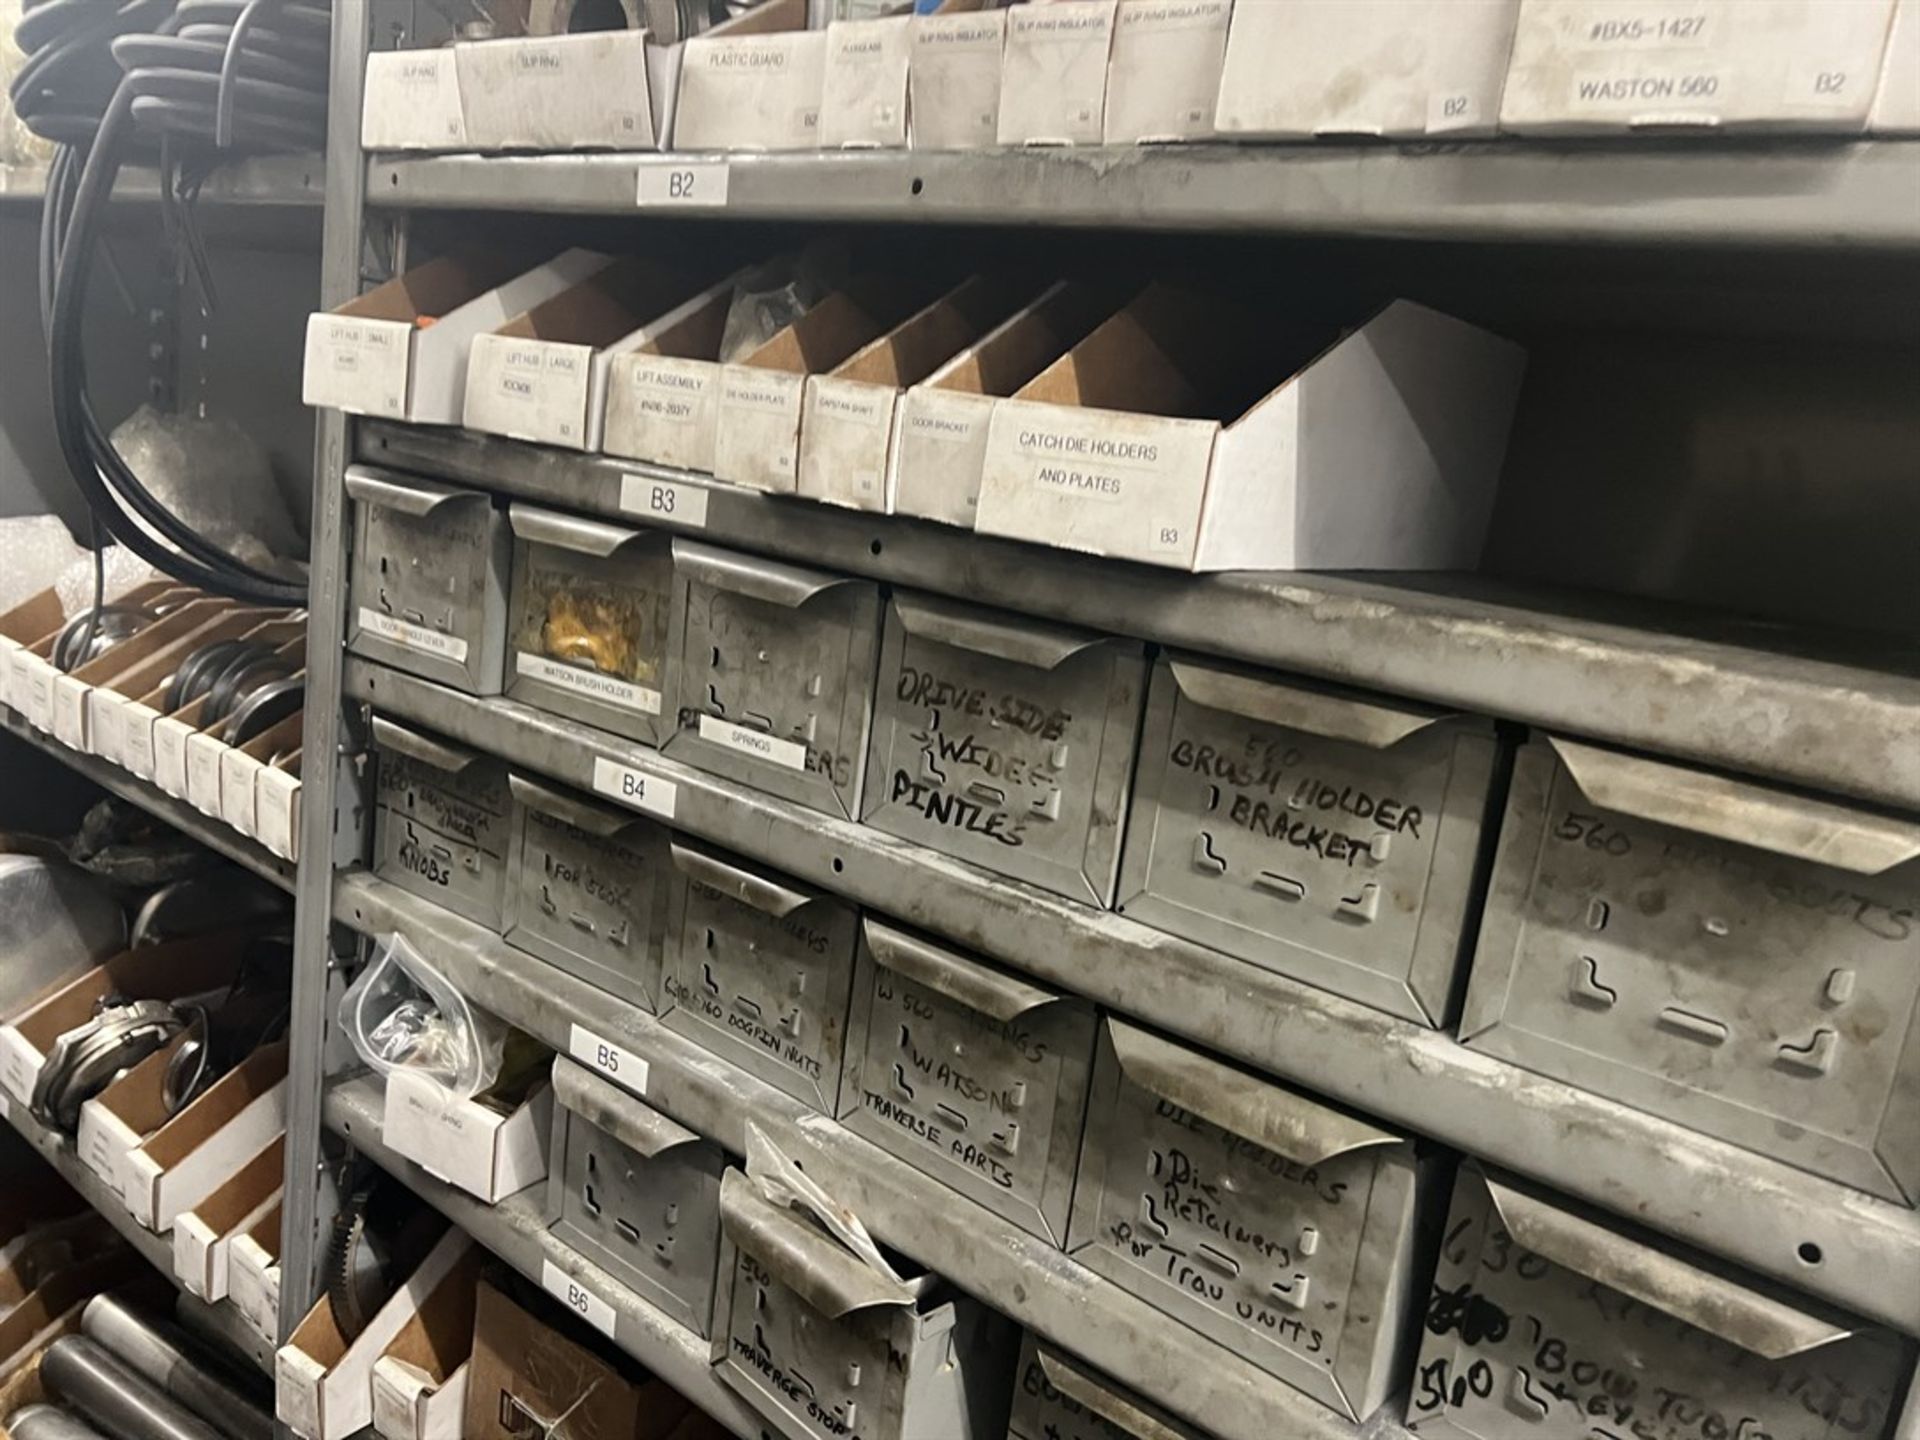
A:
591;755;678;821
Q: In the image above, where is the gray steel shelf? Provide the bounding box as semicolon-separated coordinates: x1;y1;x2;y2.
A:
321;1076;779;1440
364;142;1920;248
2;711;297;894
0;1094;276;1373
0;155;326;207
338;662;1920;1339
328;878;1403;1440
359;421;1920;815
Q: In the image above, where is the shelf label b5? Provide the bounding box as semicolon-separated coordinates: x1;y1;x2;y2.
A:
569;1022;649;1098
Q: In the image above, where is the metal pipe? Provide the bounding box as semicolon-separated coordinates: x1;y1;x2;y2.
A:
80;1297;273;1440
5;1407;110;1440
39;1337;227;1440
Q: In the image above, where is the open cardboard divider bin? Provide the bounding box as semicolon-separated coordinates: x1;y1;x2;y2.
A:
174;1133;285;1302
150;615;307;797
230;1197;285;1345
122;1038;290;1233
184;637;306;821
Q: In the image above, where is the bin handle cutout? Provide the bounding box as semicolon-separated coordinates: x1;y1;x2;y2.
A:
719;1169;913;1319
1035;1348;1196;1440
893;592;1103;672
553;1059;701;1158
1549;738;1920;876
1109;1019;1400;1166
508;503;655;560
508;772;637;839
344;465;482;518
672;538;853;608
370;715;484;775
1169;659;1446;749
863;918;1062;1023
1481;1173;1854;1361
669;840;816;917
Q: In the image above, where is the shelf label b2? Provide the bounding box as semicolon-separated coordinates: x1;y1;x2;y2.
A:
638;161;729;208
541;1259;617;1339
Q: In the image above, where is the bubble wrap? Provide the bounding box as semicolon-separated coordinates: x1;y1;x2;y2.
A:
55;544;157;617
0;515;84;617
0;0;55;169
111;405;303;562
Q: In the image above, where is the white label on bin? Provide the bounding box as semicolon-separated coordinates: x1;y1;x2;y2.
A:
568;1023;647;1096
516;653;661;715
541;1259;617;1338
24;662;54;731
698;715;807;771
0;1030;40;1106
357;608;469;664
637;161;729;208
590;756;677;821
618;473;709;529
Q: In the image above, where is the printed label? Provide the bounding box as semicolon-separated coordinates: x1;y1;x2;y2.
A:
638;161;730;208
590;755;678;821
258;774;298;860
53;677;88;748
357;608;470;664
121;705;158;777
541;1259;618;1338
24;661;54;731
188;740;224;812
618;473;710;529
568;1022;649;1096
155;720;191;797
698;715;808;772
0;1030;39;1106
516;654;662;715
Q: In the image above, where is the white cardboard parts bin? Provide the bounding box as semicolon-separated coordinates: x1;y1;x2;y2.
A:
122;1039;290;1233
1499;0;1899;134
975;285;1528;572
173;1135;284;1302
600;273;744;474
1215;0;1518;140
369;1243;482;1440
1872;0;1920;131
673;0;826;153
910;8;1007;149
999;0;1118;145
230;1200;284;1345
822;16;912;148
76;1034;191;1202
304;250;611;425
1104;0;1232;144
381;1069;553;1205
361;48;467;151
798;274;1041;513
456;30;665;152
464;257;724;452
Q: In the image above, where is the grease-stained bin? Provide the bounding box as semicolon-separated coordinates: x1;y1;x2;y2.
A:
717;1168;1020;1440
667;539;882;820
346;465;508;695
864;591;1146;905
505;503;679;747
1066;1018;1430;1423
839;918;1096;1246
1117;654;1502;1026
372;715;512;929
547;1057;727;1338
1406;1164;1910;1440
1460;735;1920;1206
503;772;675;1011
659;839;860;1114
1006;1333;1209;1440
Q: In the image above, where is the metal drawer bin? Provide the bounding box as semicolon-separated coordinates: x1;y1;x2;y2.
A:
659;840;859;1114
864;591;1146;905
1406;1164;1910;1440
1116;654;1501;1027
1006;1334;1207;1440
716;1168;1020;1440
346;465;508;695
371;715;512;929
1066;1018;1428;1423
547;1058;727;1338
666;539;882;820
506;503;677;748
1460;735;1920;1206
503;772;675;1011
839;918;1096;1245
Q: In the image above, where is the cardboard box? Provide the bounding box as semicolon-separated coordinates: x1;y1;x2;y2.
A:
369;1244;483;1440
123;1039;289;1232
1104;0;1231;143
714;274;950;493
1215;0;1518;139
362;48;468;151
186;637;304;822
1872;0;1920;131
87;603;275;769
975;287;1527;572
304;251;612;425
256;749;303;863
891;280;1126;529
0;1255;140;1377
76;1032;192;1199
1500;0;1898;133
798;274;1040;513
672;0;825;152
277;1229;475;1440
821;17;912;147
998;0;1117;145
381;1069;552;1204
456;30;667;152
221;712;304;841
173;1135;283;1301
230;1199;284;1345
0;590;63;718
42;579;181;750
909;8;1006;149
142;614;306;791
600;275;743;474
54;598;232;754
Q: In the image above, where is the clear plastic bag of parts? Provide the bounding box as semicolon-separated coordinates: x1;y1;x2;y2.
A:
340;932;508;1100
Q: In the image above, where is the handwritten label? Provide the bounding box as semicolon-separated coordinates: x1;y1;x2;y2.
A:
516;653;662;715
540;1259;618;1338
638;161;730;208
569;1022;648;1096
357;608;469;664
618;472;710;529
589;755;677;821
698;714;807;772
